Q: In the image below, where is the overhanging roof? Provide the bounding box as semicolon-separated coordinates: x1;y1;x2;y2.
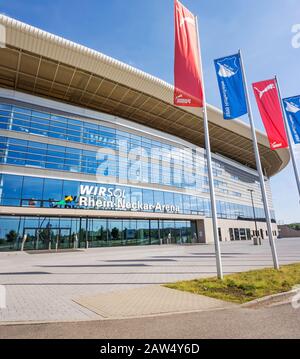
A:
0;14;290;177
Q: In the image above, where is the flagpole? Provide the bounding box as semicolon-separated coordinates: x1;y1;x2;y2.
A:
195;16;223;279
275;76;300;199
238;49;280;270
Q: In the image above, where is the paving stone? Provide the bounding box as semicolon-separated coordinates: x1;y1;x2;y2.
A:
0;239;299;323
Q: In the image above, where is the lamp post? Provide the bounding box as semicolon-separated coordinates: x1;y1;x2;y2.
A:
248;189;258;237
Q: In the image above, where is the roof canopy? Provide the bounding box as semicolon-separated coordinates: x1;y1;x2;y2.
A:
0;15;289;176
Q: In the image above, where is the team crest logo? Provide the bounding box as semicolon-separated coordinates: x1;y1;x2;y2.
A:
285;99;300;114
217;57;239;78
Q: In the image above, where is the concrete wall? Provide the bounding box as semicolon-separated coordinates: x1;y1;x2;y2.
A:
203;218;278;243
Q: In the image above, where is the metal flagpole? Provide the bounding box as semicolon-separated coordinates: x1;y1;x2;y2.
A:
275;76;300;199
239;49;280;270
195;16;223;279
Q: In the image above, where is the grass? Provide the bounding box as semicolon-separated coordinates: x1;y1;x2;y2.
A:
164;263;300;304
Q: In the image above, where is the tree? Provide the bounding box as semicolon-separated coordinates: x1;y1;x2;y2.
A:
111;227;119;240
5;230;18;243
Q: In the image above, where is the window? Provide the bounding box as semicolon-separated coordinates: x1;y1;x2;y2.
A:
0;174;23;206
123;220;137;244
30;117;49;137
22;177;44;207
229;228;234;241
0;107;10;129
82;150;97;174
46;144;65;170
182;195;191;214
218;228;222;242
173;193;183;213
142;189;154;212
234;228;240;241
240;228;247;240
136;220;150;245
7;138;27;166
190;196;198;214
49;116;67;139
13;106;31;115
83;122;99;145
43;179;63;206
0;104;12;111
0;137;7;163
130;188;143;209
64;147;81;173
11;112;31;133
67;119;82;142
149;220;159;245
164;192;174;208
0;216;22;250
26;142;47;168
88;219;107;246
246;229;251;240
62;180;80;199
153;191;164;209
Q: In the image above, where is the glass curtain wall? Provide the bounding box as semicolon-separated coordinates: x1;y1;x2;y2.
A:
0;216;194;251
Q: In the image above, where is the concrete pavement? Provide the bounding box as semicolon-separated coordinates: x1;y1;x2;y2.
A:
0;238;299;324
74;285;235;319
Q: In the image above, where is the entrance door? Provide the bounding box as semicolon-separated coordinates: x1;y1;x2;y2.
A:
161;221;175;244
23;227;72;250
59;228;72;249
46;228;72;250
22;228;37;250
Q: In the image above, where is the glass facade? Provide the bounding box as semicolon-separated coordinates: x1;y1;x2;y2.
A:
0;98;277;251
0;102;272;198
0;173;272;219
0;216;194;251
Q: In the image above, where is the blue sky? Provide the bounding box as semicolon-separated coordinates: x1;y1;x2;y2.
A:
1;0;299;223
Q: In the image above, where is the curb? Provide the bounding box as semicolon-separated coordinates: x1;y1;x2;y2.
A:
0;305;234;327
241;288;300;308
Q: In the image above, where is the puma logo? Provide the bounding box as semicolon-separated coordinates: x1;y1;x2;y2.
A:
180;16;195;27
254;84;275;99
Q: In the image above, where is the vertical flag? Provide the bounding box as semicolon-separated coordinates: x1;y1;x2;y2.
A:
214;54;247;119
283;96;300;144
173;0;223;279
276;78;300;198
174;0;203;107
215;50;280;269
252;79;288;150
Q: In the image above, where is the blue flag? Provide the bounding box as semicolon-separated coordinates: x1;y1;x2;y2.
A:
214;54;247;120
283;96;300;144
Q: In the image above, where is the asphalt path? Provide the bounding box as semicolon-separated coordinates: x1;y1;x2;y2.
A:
1;301;299;339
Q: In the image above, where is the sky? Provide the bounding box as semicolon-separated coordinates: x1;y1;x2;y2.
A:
0;0;299;223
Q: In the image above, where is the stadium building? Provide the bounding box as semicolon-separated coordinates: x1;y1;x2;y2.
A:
0;15;289;251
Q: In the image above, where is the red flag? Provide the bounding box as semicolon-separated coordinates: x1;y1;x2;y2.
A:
174;0;203;107
252;79;288;150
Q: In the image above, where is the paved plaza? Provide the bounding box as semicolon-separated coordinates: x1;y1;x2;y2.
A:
0;238;299;324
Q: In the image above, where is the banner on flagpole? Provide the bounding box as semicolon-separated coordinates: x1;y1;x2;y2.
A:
174;0;203;107
283;96;300;144
252;79;288;150
214;54;247;119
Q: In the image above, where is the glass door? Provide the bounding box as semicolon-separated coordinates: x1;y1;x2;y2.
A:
59;228;72;249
